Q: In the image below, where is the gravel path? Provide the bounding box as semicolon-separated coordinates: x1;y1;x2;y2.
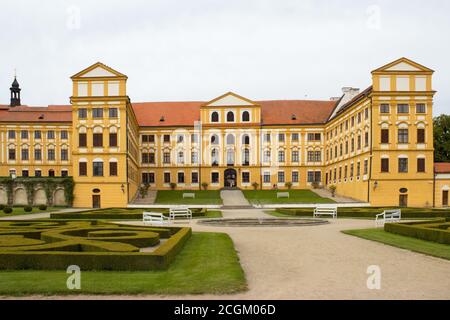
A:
3;209;450;300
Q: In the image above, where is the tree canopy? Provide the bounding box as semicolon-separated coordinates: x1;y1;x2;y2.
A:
434;114;450;162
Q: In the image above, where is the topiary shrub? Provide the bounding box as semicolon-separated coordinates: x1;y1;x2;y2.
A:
0;204;5;211
38;204;48;211
169;183;177;190
201;182;208;190
24;206;33;212
286;182;293;190
252;182;259;190
3;207;13;214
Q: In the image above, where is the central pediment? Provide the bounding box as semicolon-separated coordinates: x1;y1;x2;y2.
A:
204;92;257;107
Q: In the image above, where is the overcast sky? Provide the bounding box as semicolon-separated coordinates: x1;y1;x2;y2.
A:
0;0;448;115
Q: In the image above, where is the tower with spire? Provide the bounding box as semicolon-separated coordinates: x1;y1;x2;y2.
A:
10;75;21;107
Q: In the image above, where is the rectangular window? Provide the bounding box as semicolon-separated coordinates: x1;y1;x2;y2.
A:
93;133;103;147
398;158;408;173
416;104;426;114
61;170;68;177
109;108;118;118
47;131;55;140
292;171;299;183
351;138;355;152
177;152;184;164
314;151;321;162
92;108;103;118
292;151;299;163
93;162;104;176
22;170;29;177
191;172;199;184
307;171;314;183
211;172;219;184
350;164;354;177
364;108;369;120
60;130;68;140
191;152;198;164
398;129;409;144
142;135;148;143
164;172;171;184
291;133;299;142
381;129;389;144
278;133;285;143
242;172;250;183
142;153;149;164
397;104;409;114
149;173;155;183
357;135;362;150
278;171;285;183
79;133;87;147
163;152;171;164
61;149;68;161
21;130;28;139
381;158;389;172
264;133;271;142
148;135;155;143
364;132;369;147
79;162;87;176
264;150;271;162
78;108;87;119
21;149;29;161
35;170;42;177
357;112;362;124
417;158;425;173
149;152;155;164
417;129;425;144
34;149;42;161
307;133;321;141
364;160;368;175
163;135;170;143
177;172;185;184
278;151;285;163
263;172;271;183
109;162;118;176
47;149;55;161
8;130;15;139
380;104;390;113
357;162;361;177
109;133;117;147
34;130;41;140
177;135;184;144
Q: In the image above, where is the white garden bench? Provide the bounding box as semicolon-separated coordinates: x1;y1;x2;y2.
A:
375;209;401;227
143;212;170;225
313;205;338;219
182;193;195;199
169;207;192;223
277;192;290;199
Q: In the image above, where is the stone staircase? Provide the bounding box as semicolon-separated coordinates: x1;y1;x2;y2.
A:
220;190;253;209
131;190;157;205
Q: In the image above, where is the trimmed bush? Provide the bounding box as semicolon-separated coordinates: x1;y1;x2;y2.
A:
0;204;5;210
384;219;450;245
38;205;47;211
0;220;191;271
276;207;450;219
24;206;33;212
2;207;13;214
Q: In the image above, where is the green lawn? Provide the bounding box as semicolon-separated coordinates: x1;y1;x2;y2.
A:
0;232;246;296
155;190;223;205
342;228;450;260
243;190;334;204
0;207;60;218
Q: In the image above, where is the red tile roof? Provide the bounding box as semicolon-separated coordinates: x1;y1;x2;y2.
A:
0;105;72;123
259;100;337;125
434;163;450;174
0;99;338;126
132;100;337;127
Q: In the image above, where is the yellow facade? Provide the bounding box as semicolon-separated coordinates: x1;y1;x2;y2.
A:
1;58;449;208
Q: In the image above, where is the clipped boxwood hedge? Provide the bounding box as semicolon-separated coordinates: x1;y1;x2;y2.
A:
0;220;191;271
50;208;209;220
384;218;450;245
276;207;450;219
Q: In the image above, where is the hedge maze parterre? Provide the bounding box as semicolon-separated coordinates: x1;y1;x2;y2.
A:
385;218;450;245
0;220;191;271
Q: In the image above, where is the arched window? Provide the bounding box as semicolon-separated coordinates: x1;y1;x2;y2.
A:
242;111;250;122
226;134;235;145
48;169;55;177
227;149;235;165
211;112;219;123
242;148;250;166
211;134;219;145
242;134;250;145
226;111;235;122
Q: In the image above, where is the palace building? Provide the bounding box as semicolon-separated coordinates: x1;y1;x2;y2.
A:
1;57;449;208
